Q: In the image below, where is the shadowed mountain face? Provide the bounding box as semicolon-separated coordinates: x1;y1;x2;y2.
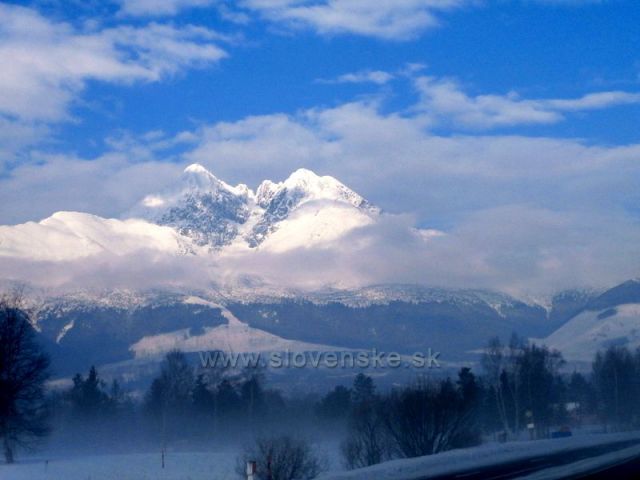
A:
158;190;250;247
583;280;640;311
32;285;599;382
0;165;634;381
34;280;640;382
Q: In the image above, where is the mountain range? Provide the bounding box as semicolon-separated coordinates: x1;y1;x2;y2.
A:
0;165;639;386
0;163;384;261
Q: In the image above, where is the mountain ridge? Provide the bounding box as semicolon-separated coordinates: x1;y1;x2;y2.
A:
127;163;379;249
0;164;386;264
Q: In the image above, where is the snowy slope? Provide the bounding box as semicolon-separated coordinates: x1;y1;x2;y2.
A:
0;212;195;261
537;280;640;361
130;296;345;358
6;433;640;480
541;303;640;362
249;167;378;247
0;164;387;264
257;200;374;253
1;451;240;480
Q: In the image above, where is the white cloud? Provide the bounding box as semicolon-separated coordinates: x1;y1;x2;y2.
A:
213;205;640;295
0;4;227;123
0;150;183;225
318;63;428;86
0;118;49;169
239;0;469;40
2;79;640;294
320;69;396;85
3;202;639;296
415;76;640;129
118;0;609;38
118;0;216;16
545;91;640;110
4;95;639;226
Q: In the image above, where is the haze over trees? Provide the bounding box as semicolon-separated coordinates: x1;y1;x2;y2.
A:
5;301;640;477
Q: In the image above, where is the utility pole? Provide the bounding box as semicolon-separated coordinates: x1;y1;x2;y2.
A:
246;460;257;480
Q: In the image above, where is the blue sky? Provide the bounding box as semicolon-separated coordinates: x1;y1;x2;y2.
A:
30;0;640;156
1;0;640;292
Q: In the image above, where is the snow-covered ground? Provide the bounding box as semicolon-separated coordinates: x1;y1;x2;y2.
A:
5;431;640;480
1;441;341;480
1;451;238;480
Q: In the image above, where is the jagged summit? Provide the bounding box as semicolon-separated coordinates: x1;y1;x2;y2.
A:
129;164;379;249
0;165;382;258
257;168;376;210
181;163;252;198
183;163;209;175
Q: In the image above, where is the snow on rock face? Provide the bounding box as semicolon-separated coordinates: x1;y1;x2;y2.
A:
248;168;378;247
127;164;379;250
0;212;193;261
183;296;243;326
541;303;640;362
260;168;375;211
129;164;253;248
0;165;390;267
258;201;374;253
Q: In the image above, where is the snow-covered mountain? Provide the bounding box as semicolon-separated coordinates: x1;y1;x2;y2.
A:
2;163;634;380
0;211;195;261
127;163;379;250
540;280;640;362
249;167;379;248
0;164;386;268
129;164;254;248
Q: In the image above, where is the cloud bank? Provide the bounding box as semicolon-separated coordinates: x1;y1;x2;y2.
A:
2;91;640;295
1;2;639;296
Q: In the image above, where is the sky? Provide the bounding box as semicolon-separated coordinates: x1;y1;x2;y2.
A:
1;0;640;294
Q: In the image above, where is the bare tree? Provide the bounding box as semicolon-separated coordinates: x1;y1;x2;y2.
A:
0;291;51;463
341;374;391;469
237;435;325;480
381;374;480;458
341;400;391;469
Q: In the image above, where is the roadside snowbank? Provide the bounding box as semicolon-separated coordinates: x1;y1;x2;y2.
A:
318;431;640;480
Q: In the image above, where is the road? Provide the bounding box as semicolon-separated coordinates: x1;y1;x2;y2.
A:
569;451;640;479
414;439;640;480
